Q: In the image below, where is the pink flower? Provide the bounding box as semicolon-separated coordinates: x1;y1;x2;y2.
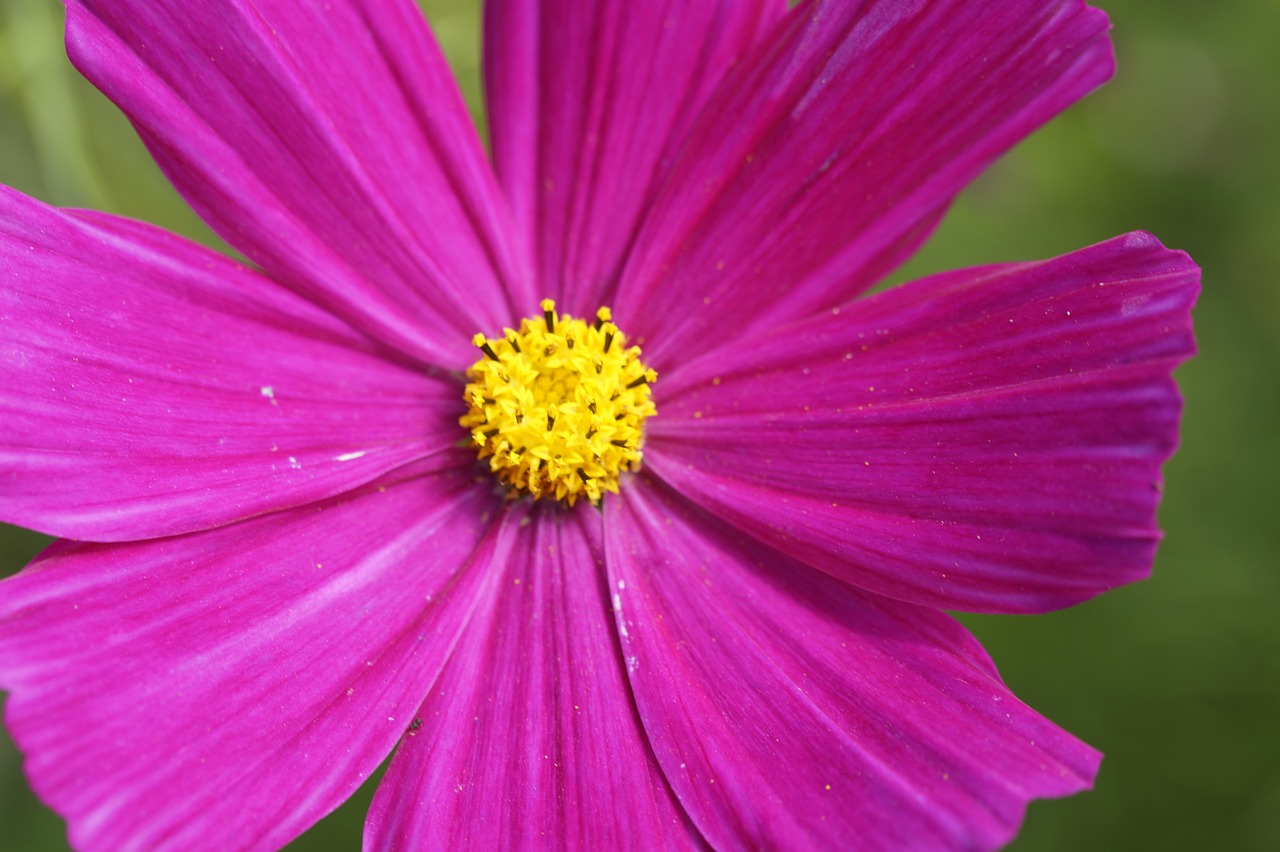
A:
0;0;1197;849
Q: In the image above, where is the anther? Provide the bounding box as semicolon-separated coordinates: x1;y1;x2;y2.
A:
472;333;500;362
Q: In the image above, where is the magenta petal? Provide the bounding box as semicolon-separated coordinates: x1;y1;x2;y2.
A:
0;470;500;851
366;502;695;848
614;0;1114;368
605;477;1100;851
648;234;1199;613
0;189;461;542
483;0;786;312
66;0;528;364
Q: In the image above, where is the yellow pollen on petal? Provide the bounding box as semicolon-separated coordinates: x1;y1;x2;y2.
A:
460;300;657;506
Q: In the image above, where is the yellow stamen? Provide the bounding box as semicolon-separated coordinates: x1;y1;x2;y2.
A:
460;300;657;506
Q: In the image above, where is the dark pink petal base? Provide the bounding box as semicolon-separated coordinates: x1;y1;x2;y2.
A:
483;0;787;314
366;503;695;849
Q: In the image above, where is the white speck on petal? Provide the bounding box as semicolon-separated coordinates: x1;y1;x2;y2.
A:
334;450;367;462
288;456;301;470
1122;294;1150;316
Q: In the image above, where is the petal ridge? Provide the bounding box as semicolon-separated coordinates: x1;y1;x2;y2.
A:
65;0;526;364
614;0;1115;369
0;188;462;542
0;471;502;851
604;477;1100;850
645;234;1198;612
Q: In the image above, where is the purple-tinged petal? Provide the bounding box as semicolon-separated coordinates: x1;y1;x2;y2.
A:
647;234;1199;613
367;502;695;849
0;469;501;851
605;477;1100;851
483;0;786;313
613;0;1115;369
0;189;462;542
65;0;529;365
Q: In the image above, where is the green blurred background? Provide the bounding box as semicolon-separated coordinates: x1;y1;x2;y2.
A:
1;0;1276;848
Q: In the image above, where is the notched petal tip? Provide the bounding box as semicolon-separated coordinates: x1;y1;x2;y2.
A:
605;478;1102;850
647;233;1200;614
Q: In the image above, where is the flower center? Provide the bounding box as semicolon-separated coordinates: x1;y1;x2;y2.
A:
461;299;657;506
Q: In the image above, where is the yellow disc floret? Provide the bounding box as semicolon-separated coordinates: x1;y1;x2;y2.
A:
461;299;657;506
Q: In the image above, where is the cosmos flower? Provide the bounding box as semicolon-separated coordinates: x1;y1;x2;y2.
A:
0;0;1197;849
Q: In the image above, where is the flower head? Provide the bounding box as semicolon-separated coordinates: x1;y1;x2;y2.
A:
0;0;1197;849
461;300;657;505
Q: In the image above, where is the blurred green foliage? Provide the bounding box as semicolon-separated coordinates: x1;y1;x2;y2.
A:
1;0;1276;849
